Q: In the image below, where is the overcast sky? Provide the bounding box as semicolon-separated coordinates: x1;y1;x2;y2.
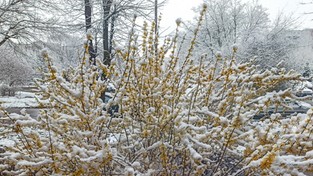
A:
161;0;313;32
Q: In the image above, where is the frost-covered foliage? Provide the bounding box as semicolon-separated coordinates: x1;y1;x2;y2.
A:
0;45;34;87
0;43;113;175
0;0;58;47
0;83;18;96
180;0;296;70
1;5;313;176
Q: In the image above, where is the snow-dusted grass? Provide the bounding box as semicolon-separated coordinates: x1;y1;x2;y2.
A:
0;91;39;108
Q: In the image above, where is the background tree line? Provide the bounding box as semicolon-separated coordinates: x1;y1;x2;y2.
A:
0;0;304;88
0;0;165;87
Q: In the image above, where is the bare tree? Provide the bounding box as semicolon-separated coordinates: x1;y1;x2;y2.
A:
0;44;33;86
60;0;166;65
178;0;297;70
0;0;59;47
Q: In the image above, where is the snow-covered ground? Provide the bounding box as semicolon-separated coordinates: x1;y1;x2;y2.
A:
0;91;39;108
0;92;37;150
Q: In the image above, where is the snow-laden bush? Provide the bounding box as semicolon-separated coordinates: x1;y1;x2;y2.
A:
1;5;313;176
0;83;17;96
0;45;34;87
0;83;9;96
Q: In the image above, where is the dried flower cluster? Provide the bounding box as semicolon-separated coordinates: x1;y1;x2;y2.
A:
1;5;313;176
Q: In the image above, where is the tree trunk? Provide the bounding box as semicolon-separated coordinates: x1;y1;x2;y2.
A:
102;0;112;66
154;0;158;58
109;5;116;55
84;0;92;31
100;0;113;103
84;0;96;63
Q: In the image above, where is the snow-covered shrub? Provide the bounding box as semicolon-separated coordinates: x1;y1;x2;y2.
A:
0;83;17;96
0;45;34;87
0;83;9;96
0;5;312;175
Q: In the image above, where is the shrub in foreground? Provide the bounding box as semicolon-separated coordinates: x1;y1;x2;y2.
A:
1;6;313;176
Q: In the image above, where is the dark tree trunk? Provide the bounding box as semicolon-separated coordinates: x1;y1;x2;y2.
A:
84;0;92;31
109;5;116;55
154;0;158;58
84;0;96;63
100;0;113;103
102;0;112;66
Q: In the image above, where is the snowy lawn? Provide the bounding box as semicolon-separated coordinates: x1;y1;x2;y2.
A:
0;91;39;108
